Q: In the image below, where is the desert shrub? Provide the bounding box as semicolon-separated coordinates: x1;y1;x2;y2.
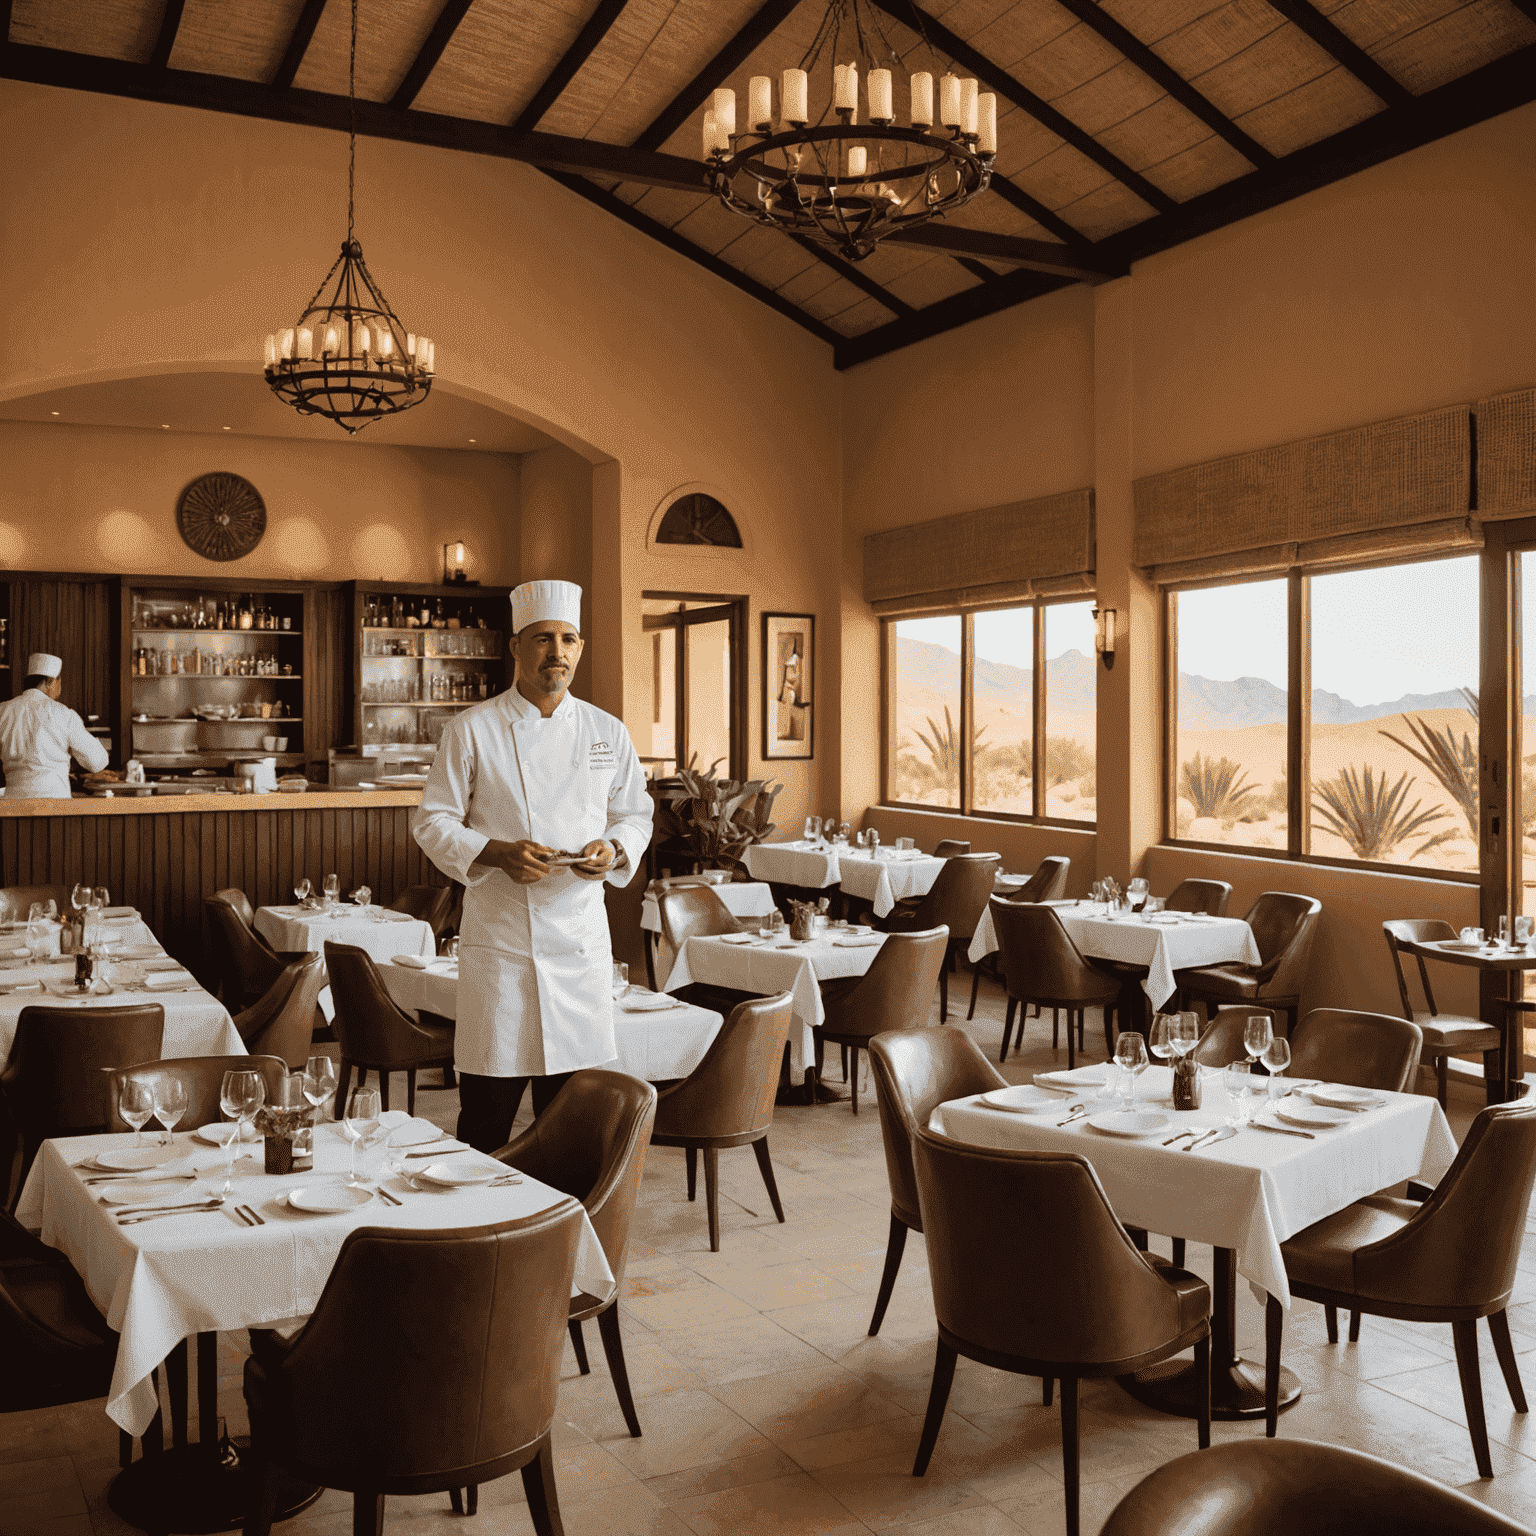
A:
1311;764;1448;862
1180;753;1262;820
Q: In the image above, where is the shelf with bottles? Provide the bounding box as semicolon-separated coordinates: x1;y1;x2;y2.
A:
131;650;299;680
132;591;301;634
360;591;498;634
361;631;501;660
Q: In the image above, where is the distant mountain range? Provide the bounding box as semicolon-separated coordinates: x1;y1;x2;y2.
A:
897;637;1493;728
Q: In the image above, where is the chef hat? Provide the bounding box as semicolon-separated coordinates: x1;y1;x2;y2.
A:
26;653;62;678
511;580;583;634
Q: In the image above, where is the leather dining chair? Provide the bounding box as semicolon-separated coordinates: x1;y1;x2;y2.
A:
107;1053;290;1133
911;1127;1210;1536
1383;919;1504;1107
495;1068;657;1438
0;884;71;923
1287;1008;1423;1093
2;1003;164;1207
324;941;454;1116
1178;891;1322;1037
932;839;971;857
867;1029;1006;1337
966;855;1071;1020
231;954;327;1069
816;928;948;1114
650;992;793;1252
876;853;1001;1021
1101;1439;1533;1535
1164;878;1233;917
992;898;1119;1067
1262;1101;1536;1475
655;886;752;1013
204;890;301;1010
387;884;457;941
244;1203;585;1536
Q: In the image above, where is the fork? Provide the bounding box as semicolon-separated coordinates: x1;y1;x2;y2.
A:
1056;1107;1088;1127
240;1204;266;1225
1163;1129;1199;1147
1184;1128;1221;1152
116;1198;227;1225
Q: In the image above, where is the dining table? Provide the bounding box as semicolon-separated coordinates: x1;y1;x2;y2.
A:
640;878;779;986
742;840;945;918
934;1064;1457;1421
1393;933;1536;1103
254;902;436;966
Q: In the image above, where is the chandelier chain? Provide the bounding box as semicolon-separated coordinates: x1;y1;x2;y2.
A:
348;0;357;246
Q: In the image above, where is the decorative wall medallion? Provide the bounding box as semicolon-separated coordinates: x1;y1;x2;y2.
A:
656;493;742;547
176;473;267;561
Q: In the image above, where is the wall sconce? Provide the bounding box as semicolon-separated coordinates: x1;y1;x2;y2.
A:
1093;606;1117;670
443;541;468;584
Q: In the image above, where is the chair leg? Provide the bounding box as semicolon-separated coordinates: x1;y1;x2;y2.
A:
1067;1010;1076;1071
1265;1296;1282;1437
868;1214;908;1337
1325;1305;1339;1344
1453;1317;1496;1478
449;1490;464;1515
407;1068;417;1115
840;1044;848;1082
466;1488;478;1516
377;1070;390;1113
704;1146;721;1252
752;1137;785;1223
352;1492;385;1536
597;1300;643;1438
850;1046;861;1115
685;1146;697;1201
245;1440;282;1536
1437;1051;1448;1109
968;967;981;1021
1349;1311;1361;1343
167;1338;188;1449
912;1340;958;1476
568;1318;589;1374
1052;1007;1059;1048
1061;1374;1081;1536
519;1435;563;1536
939;964;949;1023
1490;1310;1529;1413
1126;1227;1149;1251
333;1059;353;1121
1172;1238;1186;1268
1195;1333;1211;1449
1043;1376;1054;1406
1000;997;1017;1062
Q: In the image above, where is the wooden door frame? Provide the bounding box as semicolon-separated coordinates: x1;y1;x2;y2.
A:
641;591;748;782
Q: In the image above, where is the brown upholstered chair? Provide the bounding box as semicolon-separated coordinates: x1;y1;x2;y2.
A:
1192;1007;1273;1068
1164;878;1233;917
387;884;457;940
992;899;1118;1067
0;884;71;923
495;1069;657;1438
815;928;948;1114
867;1029;1006;1336
911;1128;1210;1536
204;890;300;1009
232;954;327;1069
325;941;454;1116
1263;1102;1536;1475
1383;919;1504;1107
244;1204;585;1536
107;1053;290;1133
650;992;792;1252
1287;1008;1423;1093
1178;891;1322;1036
967;856;1072;1019
877;853;1001;1021
932;839;971;857
1102;1439;1532;1535
2;1003;164;1205
655;886;753;1012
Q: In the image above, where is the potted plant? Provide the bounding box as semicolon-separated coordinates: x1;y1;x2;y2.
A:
648;767;782;878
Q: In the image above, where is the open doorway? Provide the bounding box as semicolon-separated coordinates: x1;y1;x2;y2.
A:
639;592;747;782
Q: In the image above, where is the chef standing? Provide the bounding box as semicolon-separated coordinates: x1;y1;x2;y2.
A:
413;581;653;1151
0;653;108;799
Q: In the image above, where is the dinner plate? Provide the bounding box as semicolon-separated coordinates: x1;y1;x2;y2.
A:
1308;1084;1387;1110
414;1162;497;1188
93;1145;182;1171
1277;1101;1356;1129
719;933;757;945
96;1180;193;1206
194;1122;259;1146
1086;1109;1171;1137
979;1085;1063;1114
287;1185;373;1213
620;991;683;1013
1439;941;1487;952
1036;1067;1110;1090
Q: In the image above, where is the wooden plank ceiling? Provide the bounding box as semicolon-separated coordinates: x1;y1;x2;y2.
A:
5;0;1534;367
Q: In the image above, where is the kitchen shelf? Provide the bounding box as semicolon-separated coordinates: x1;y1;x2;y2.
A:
132;674;302;681
132;628;301;637
137;753;307;768
362;627;499;636
362;701;478;709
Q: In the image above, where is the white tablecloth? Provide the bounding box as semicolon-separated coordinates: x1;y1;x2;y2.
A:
16;1121;614;1435
662;932;884;1074
742;842;944;918
255;905;436;965
380;961;725;1082
934;1067;1457;1307
969;904;1261;1008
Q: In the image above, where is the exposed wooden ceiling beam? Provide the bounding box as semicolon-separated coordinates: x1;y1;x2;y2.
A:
1048;0;1274;167
272;0;328;90
149;0;187;70
955;257;1001;283
632;0;802;152
983;175;1092;251
390;0;474;109
1263;0;1413;108
789;236;914;316
544;172;839;347
510;0;629;133
885;224;1121;281
1506;0;1536;20
867;0;1178;216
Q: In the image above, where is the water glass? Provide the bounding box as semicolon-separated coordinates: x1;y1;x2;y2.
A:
26;911;53;965
1519;916;1534;949
302;1054;337;1119
219;1069;266;1194
612;961;629;996
293;877;311;904
71;883;91;916
1114;1031;1148;1107
1225;1062;1253;1124
344;1086;382;1188
1149;1014;1175;1063
1263;1036;1292;1099
323;873;340;908
154;1079;188;1146
119;1079;155;1146
803;816;821;843
1143;896;1165;921
93;887;110;912
1174;1011;1201;1059
1244;1014;1273;1066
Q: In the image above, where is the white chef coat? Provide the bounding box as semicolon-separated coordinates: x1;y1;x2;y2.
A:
411;687;653;1077
0;687;108;799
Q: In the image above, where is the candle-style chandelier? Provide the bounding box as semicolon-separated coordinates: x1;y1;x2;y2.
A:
703;0;996;263
262;0;433;434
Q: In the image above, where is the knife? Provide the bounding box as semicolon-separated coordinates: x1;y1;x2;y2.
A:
1185;1126;1236;1152
1250;1120;1316;1140
405;1144;470;1159
117;1200;227;1225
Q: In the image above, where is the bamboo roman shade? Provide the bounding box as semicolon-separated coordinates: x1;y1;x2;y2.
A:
1475;388;1536;519
862;489;1094;615
1133;404;1475;585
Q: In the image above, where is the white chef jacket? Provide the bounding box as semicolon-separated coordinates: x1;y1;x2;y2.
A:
411;687;653;1077
0;687;108;799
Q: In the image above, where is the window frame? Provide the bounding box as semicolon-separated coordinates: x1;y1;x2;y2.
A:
1162;552;1481;885
880;597;1097;828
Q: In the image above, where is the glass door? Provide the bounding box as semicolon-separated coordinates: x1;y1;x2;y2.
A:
640;594;745;781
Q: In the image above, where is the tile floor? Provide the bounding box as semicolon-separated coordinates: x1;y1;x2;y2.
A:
7;978;1536;1536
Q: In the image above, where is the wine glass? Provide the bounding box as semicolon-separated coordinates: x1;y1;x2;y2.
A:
344;1086;382;1188
1244;1014;1274;1069
119;1079;155;1147
1128;876;1149;912
1262;1036;1292;1101
303;1055;337;1121
153;1079;188;1147
612;961;629;996
1113;1032;1148;1109
803;816;821;844
293;876;312;905
1149;1014;1175;1065
1173;1011;1201;1060
93;887;110;912
70;883;91;916
323;873;340;909
26;904;53;965
1225;1062;1254;1125
352;885;372;916
219;1068;266;1194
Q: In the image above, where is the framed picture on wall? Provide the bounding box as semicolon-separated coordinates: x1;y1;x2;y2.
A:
763;612;813;760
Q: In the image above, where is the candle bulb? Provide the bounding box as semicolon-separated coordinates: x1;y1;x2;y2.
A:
279;327;295;358
868;68;893;121
322;324;340;356
296;326;314;360
711;87;736;137
977;92;997;153
782;67;808;123
961;76;979;136
377;329;393;360
353;322;369;356
847;146;867;178
939;72;961;128
910;70;933;126
748;75;772;129
834;61;858;111
702;110;718;157
263;334;277;369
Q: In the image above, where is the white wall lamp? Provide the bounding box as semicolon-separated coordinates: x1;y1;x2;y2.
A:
1093;606;1117;670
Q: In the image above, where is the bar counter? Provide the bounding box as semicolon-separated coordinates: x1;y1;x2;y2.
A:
0;788;421;816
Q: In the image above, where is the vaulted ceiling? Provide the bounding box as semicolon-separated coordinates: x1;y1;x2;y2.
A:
5;0;1533;368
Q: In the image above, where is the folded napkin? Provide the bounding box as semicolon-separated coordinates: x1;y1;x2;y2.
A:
834;936;883;948
143;970;195;989
0;978;43;994
620;990;684;1012
1036;1066;1109;1088
104;906;137;920
391;954;442;969
719;933;759;945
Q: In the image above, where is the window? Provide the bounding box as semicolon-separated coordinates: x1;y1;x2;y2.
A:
884;600;1095;825
1167;554;1479;877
